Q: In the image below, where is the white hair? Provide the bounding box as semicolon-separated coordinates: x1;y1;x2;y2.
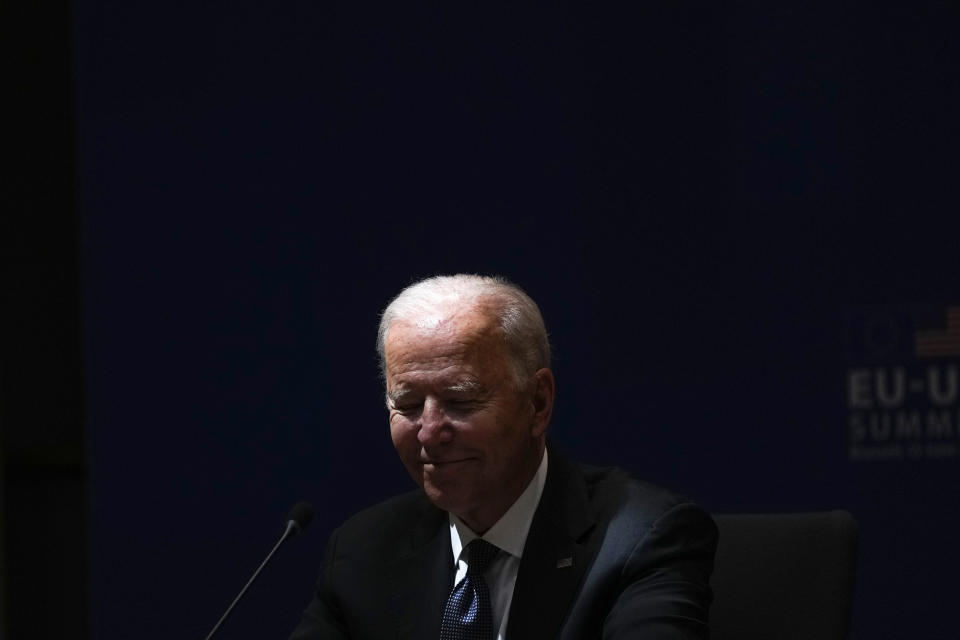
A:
376;274;551;386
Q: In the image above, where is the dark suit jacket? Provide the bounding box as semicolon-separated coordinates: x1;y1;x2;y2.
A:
290;447;717;639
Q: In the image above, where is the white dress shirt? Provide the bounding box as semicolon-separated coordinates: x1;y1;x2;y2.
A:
448;449;549;640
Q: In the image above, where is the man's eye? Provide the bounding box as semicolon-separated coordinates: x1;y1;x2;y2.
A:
394;403;422;414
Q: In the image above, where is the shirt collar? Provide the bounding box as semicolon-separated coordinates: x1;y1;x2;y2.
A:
449;448;549;563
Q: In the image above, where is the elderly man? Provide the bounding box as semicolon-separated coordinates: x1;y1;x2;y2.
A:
290;274;717;640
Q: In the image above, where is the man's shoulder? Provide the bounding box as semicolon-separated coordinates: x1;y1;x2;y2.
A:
577;461;711;530
338;487;436;534
328;487;443;559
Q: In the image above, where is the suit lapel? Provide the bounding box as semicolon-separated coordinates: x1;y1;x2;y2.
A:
507;446;595;639
388;497;453;639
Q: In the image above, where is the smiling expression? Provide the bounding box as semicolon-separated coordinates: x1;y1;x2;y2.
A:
384;304;552;533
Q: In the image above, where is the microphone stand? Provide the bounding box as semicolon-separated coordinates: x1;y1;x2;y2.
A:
204;519;300;640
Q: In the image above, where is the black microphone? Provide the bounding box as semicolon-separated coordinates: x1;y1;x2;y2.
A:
204;501;315;640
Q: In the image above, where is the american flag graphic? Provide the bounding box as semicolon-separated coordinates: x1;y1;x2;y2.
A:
914;306;960;357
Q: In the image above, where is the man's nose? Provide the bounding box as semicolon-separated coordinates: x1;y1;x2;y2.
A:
417;397;453;445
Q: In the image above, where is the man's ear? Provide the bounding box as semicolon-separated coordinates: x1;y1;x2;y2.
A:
529;368;555;438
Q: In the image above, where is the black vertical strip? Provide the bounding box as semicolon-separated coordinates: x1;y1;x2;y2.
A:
0;0;88;636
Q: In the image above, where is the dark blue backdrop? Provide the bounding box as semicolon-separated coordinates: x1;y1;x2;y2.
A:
75;2;959;638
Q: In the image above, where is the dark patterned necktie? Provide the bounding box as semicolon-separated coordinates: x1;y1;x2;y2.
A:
440;539;500;640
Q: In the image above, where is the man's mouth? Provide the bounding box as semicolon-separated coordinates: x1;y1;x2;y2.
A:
421;458;472;468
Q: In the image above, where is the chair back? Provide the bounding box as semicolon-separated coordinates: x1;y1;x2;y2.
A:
711;511;859;640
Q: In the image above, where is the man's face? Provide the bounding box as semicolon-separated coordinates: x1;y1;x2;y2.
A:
384;307;550;533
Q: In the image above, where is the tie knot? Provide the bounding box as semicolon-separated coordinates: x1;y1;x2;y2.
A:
465;539;499;576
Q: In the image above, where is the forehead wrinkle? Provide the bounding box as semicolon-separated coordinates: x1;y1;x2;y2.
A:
384;309;513;395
